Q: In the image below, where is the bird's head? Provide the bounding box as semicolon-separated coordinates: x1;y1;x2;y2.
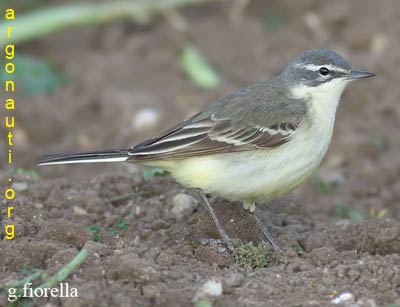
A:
280;49;375;100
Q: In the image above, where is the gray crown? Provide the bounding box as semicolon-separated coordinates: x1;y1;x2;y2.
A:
280;49;352;87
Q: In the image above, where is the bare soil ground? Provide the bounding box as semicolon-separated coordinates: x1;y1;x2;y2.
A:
1;0;400;306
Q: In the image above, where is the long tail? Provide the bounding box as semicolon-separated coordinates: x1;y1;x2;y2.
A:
38;149;130;166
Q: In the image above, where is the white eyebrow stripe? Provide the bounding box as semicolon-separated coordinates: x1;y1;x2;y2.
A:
297;63;349;73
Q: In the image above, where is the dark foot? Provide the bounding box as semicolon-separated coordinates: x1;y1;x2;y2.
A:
200;193;235;253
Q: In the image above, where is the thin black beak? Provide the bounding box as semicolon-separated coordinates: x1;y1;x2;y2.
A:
348;70;376;80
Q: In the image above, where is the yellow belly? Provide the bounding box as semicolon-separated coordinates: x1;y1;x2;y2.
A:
141;140;327;203
140;110;335;203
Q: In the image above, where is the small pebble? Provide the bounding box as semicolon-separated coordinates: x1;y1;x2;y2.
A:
170;193;198;219
224;272;245;288
73;206;88;216
331;292;355;304
194;278;223;302
12;182;28;191
142;284;160;299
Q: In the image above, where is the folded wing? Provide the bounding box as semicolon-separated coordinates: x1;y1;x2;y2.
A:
129;113;303;161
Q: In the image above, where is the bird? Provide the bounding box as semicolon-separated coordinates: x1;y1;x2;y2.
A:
38;49;375;252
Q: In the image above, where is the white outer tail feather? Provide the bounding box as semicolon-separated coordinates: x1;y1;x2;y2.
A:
38;149;130;166
38;156;129;166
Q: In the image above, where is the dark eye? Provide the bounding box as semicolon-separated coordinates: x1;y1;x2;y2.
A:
319;67;330;76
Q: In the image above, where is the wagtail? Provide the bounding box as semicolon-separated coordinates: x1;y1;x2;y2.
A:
39;49;375;252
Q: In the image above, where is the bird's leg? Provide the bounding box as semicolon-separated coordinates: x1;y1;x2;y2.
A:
243;201;280;251
200;192;235;253
254;213;280;251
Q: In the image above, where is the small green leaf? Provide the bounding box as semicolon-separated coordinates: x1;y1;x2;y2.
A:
115;218;130;230
26;170;40;180
332;204;365;221
314;176;332;195
332;204;349;218
110;217;130;236
195;299;213;307
349;210;365;221
0;54;68;96
370;207;388;219
142;167;169;181
7;168;40;180
87;225;102;242
292;241;305;257
377;209;388;219
180;45;221;90
110;229;119;236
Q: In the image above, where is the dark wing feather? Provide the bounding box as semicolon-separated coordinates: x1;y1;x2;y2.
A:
128;80;307;161
129;114;301;161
